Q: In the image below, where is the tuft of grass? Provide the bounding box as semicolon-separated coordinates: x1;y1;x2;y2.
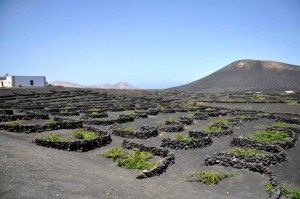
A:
186;170;239;185
264;182;273;192
273;121;292;128
42;134;67;142
120;126;135;133
7;120;21;126
91;111;100;116
174;133;194;141
158;105;166;111
265;182;300;199
249;130;289;143
103;148;157;170
117;149;157;170
88;108;99;112
214;118;233;126
203;124;223;133
103;147;126;161
280;183;300;199
47;118;56;124
72;129;99;140
165;118;178;125
227;147;262;157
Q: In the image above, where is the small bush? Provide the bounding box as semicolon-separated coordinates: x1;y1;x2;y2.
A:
165;118;178;125
273;121;292;128
227;147;262;157
104;148;157;170
47;118;56;124
174;133;194;141
186;170;238;185
265;182;300;199
203;124;223;133
264;182;273;192
103;147;126;161
88;108;99;112
120;126;135;133
280;183;300;199
91;111;100;116
122;111;138;117
117;149;157;170
249;130;289;143
72;129;99;140
7;120;21;126
214;118;233;126
42;134;67;142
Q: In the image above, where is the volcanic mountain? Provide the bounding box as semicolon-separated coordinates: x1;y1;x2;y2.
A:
172;59;300;93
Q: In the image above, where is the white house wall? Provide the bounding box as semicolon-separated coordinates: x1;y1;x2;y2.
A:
0;76;13;88
14;76;45;87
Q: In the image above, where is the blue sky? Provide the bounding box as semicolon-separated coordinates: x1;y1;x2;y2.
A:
0;0;300;89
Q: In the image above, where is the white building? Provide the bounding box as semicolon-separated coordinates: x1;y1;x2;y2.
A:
282;91;295;95
0;75;46;88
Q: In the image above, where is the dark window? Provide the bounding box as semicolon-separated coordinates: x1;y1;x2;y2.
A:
30;80;34;85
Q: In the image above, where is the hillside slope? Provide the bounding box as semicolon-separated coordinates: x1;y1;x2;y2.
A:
172;59;300;93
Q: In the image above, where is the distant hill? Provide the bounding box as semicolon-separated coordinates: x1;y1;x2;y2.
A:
172;59;300;93
90;82;139;89
51;81;85;88
51;81;138;89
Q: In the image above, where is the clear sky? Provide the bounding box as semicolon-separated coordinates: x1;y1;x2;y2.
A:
0;0;300;89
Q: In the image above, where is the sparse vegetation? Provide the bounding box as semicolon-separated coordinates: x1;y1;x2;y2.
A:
47;118;56;124
88;108;99;112
214;118;233;126
264;182;300;199
117;149;157;170
264;182;273;192
42;134;68;142
273;121;292;128
104;148;157;170
165;118;178;125
7;120;21;126
227;147;262;157
72;129;99;140
103;147;126;161
119;126;135;133
186;170;239;185
203;124;223;133
249;130;289;143
174;133;194;141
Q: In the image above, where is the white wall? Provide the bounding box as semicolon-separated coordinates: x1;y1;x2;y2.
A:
14;76;45;87
0;76;13;88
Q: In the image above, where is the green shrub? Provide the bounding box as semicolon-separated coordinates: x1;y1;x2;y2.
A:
186;170;238;185
103;148;157;170
117;149;157;170
72;129;99;140
91;111;100;116
42;134;67;142
265;182;300;199
249;130;289;143
203;124;223;133
88;108;99;112
122;111;138;117
47;118;56;124
165;118;177;125
103;147;126;161
273;121;292;128
214;118;233;126
174;133;194;141
280;183;300;199
227;147;262;157
120;126;135;133
264;182;273;192
7;120;21;126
